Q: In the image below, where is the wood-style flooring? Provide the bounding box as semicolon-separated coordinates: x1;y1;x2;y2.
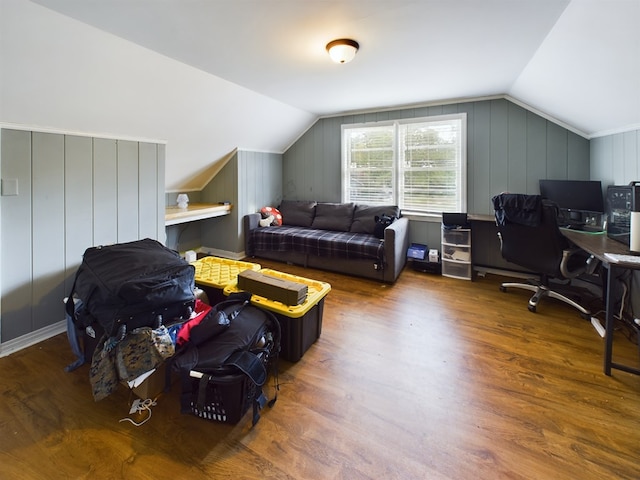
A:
1;259;639;480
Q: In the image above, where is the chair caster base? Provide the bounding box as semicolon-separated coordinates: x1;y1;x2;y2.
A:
499;281;591;319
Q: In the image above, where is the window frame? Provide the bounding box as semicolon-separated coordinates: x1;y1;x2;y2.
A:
341;113;467;215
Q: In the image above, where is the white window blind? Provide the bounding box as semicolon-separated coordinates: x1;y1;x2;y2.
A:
342;124;395;204
342;113;466;214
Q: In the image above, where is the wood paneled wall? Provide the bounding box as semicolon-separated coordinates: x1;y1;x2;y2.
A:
590;127;640;314
591;128;640;186
0;128;165;344
283;98;590;248
196;150;282;256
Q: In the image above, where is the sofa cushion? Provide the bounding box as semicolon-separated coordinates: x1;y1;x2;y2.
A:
248;225;384;261
351;205;400;234
311;202;355;232
278;200;317;227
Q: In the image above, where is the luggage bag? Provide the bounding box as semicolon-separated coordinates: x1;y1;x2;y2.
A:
67;238;196;338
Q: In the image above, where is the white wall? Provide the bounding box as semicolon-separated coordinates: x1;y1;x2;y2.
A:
0;0;316;192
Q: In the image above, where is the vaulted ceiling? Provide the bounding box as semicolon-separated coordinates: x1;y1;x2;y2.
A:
7;0;638;191
31;0;639;137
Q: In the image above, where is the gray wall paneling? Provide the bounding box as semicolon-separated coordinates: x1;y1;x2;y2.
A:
568;132;590;181
591;129;640;186
32;133;66;332
590;136;609;186
237;150;283;254
525;112;548;193
93;138;118;247
198;150;282;255
117;140;140;243
157;144;166;243
622;131;639;181
590;127;640;316
200;152;239;254
470;101;491;214
1;130;32;341
64;135;93;291
507;103;528;194
282;98;591;250
1;128;165;345
489;99;509;202
138;142;161;241
546;122;568;179
165;223;200;254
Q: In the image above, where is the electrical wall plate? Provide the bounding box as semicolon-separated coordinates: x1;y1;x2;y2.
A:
1;178;18;196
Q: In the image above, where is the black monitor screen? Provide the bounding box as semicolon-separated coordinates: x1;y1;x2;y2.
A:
539;179;604;213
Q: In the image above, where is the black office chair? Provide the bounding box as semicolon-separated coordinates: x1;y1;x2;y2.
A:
492;193;594;319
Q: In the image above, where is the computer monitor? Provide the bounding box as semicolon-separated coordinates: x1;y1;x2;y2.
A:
539;179;604;214
539;179;605;229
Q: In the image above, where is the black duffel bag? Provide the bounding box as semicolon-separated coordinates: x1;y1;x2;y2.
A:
66;238;196;339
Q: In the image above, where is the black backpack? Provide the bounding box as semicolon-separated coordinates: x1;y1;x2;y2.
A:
374;213;397;239
171;293;281;426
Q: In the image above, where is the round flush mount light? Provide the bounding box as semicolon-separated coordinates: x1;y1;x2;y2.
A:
326;38;359;64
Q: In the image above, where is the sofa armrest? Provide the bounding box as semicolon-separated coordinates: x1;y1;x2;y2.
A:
245;212;261;231
383;216;410;282
244;213;262;255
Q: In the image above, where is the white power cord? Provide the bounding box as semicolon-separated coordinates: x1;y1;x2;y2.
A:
618;281;628;321
119;398;157;427
591;317;606;338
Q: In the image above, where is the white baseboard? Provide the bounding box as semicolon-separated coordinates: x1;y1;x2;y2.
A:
0;247;245;358
197;246;246;261
0;319;66;358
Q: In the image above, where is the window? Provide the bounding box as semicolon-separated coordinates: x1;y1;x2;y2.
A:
342;113;466;214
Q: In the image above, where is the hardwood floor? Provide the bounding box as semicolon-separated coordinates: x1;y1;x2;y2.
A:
1;260;639;480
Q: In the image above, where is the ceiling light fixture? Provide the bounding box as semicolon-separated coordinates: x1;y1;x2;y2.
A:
326;38;359;64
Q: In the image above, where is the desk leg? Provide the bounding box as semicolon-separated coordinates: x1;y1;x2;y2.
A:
603;264;617;376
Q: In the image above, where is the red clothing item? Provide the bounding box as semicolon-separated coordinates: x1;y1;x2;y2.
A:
176;299;212;346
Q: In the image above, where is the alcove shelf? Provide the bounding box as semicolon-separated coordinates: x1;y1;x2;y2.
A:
165;203;232;226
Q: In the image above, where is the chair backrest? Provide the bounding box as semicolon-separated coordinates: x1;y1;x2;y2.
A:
492;193;569;277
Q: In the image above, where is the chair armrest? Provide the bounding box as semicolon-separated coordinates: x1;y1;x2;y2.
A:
560;247;591;279
245;212;261;231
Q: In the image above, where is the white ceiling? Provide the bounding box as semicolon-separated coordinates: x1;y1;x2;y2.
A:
30;0;640;138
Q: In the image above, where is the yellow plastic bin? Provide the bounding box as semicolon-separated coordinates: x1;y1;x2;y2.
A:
224;269;331;362
192;256;261;305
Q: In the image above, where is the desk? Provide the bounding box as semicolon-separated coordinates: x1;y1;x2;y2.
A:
562;229;640;376
165;203;232;226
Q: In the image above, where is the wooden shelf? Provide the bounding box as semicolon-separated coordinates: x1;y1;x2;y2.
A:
165;203;232;226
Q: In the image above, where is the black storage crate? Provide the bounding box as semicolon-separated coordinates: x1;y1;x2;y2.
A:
188;370;261;423
224;269;331;362
275;299;325;362
178;296;281;425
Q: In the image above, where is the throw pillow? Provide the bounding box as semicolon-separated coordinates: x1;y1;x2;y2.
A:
278;200;317;227
311;202;355;232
